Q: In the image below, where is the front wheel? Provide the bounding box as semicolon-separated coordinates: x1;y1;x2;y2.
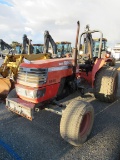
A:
60;100;94;146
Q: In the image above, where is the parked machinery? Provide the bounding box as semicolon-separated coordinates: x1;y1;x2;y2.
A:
33;44;44;54
56;41;72;57
93;38;115;66
6;22;118;146
43;30;72;57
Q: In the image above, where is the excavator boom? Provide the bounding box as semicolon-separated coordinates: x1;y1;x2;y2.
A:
43;30;57;54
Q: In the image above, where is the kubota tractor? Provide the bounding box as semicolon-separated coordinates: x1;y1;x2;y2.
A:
6;22;118;146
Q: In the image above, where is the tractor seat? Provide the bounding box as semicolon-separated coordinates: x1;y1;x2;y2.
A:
79;63;92;72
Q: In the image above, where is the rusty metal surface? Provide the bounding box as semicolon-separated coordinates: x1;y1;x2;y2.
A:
6;98;35;109
6;97;35;120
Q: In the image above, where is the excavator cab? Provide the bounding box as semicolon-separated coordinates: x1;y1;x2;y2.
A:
15;44;22;54
92;37;115;66
93;38;107;57
33;44;44;54
56;42;72;57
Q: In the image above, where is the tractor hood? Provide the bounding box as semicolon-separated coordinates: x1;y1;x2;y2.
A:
20;57;74;69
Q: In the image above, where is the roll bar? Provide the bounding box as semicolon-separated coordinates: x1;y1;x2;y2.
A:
79;30;103;58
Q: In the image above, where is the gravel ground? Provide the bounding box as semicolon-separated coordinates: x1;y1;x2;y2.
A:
0;60;120;160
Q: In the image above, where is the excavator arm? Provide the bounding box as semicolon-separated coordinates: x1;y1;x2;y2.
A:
21;34;33;54
0;39;12;51
43;30;57;54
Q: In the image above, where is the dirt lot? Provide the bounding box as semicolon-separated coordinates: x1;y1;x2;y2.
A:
0;59;120;160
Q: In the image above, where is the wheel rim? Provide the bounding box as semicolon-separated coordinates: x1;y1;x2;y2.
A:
80;112;91;137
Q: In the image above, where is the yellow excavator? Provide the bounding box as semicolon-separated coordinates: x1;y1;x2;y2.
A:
0;34;51;98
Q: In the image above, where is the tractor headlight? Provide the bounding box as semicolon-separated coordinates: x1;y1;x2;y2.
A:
26;90;35;98
16;87;46;99
16;87;35;98
105;53;110;58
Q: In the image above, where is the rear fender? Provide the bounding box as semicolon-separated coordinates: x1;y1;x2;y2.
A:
105;58;113;62
92;58;106;87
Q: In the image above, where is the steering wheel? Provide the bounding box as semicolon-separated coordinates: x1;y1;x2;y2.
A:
79;54;90;62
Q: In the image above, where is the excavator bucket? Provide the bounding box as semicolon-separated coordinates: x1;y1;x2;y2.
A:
0;78;11;98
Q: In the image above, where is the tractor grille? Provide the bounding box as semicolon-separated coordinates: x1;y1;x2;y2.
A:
17;67;48;87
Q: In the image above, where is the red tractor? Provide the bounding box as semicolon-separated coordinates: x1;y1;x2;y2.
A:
6;22;118;146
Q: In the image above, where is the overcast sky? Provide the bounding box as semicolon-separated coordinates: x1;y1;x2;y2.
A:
0;0;120;47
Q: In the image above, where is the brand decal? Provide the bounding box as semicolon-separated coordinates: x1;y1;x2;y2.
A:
64;61;71;65
49;79;56;83
59;62;64;65
48;66;69;72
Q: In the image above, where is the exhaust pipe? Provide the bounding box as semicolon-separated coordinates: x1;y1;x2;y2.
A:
73;21;80;73
28;39;32;55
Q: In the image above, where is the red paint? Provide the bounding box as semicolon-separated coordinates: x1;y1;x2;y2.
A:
21;58;74;69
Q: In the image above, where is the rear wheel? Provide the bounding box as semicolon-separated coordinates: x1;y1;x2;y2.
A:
60;100;94;146
94;67;118;102
109;59;115;66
